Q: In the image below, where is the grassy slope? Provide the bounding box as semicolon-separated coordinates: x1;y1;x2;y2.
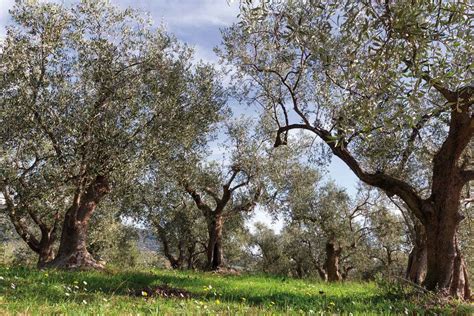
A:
0;267;472;315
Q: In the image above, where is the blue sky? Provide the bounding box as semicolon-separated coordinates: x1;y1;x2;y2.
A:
0;0;359;229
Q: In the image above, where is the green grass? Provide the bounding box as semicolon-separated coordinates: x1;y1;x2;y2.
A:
0;266;472;315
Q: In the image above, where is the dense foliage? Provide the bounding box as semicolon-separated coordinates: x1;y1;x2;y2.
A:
0;0;472;310
220;0;473;298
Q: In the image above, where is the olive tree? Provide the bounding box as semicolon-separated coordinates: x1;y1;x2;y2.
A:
290;181;373;282
180;120;266;270
221;1;472;298
366;205;410;277
1;0;223;269
388;197;427;284
250;222;291;275
124;179;210;270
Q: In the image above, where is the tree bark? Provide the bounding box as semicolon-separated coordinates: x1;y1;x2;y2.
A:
296;264;303;278
2;186;59;268
273;82;473;297
156;226;184;269
316;266;328;282
187;244;196;270
206;213;224;270
324;241;342;282
422;200;471;299
420;100;472;299
47;176;110;270
406;221;427;284
37;235;56;268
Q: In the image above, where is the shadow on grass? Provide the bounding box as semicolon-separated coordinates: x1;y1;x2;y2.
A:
0;267;210;303
1;268;155;302
0;267;471;314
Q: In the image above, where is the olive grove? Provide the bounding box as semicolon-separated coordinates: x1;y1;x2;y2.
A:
0;0;472;303
220;0;473;298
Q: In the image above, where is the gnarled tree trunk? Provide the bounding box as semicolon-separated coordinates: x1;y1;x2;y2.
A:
316;266;328;282
324;241;342;282
47;176;110;270
420;103;472;300
37;235;56;268
406;221;427;284
157;226;184;269
206;213;224;270
422;200;470;299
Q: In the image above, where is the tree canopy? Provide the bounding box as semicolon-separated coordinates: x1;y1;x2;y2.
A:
220;0;473;298
0;0;225;268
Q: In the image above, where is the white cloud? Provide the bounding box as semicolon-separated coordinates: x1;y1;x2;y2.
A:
192;44;219;64
0;0;239;36
0;0;15;39
0;0;14;17
168;8;236;28
145;0;239;29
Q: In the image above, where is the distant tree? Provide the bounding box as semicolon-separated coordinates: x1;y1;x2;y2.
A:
222;1;472;298
153;202;207;270
87;199;140;269
180;120;266;270
139;188;209;270
388;197;427;284
258;155;371;281
293;182;372;282
125;168;254;271
280;222;321;279
1;0;223;269
250;222;290;275
366;205;409;277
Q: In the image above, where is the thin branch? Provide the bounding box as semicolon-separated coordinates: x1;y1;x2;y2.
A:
399;106;447;170
224;169;240;189
183;181;212;216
